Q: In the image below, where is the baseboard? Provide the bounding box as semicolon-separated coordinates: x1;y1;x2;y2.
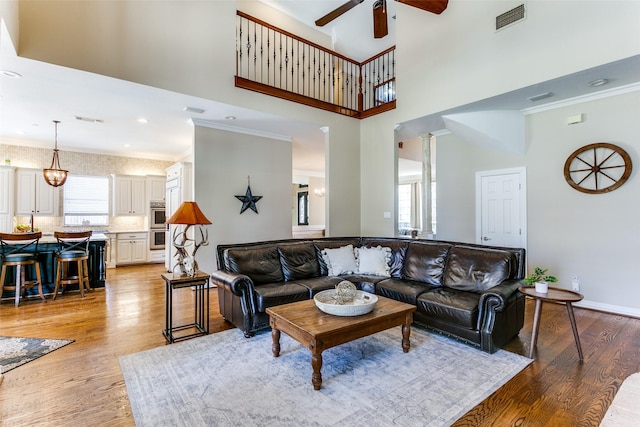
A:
574;300;640;319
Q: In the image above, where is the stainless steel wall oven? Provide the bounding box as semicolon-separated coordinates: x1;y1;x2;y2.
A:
150;201;166;250
149;228;166;250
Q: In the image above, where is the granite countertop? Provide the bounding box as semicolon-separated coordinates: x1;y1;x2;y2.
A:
38;233;108;244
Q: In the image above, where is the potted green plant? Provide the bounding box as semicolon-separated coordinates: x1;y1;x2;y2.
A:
524;267;557;293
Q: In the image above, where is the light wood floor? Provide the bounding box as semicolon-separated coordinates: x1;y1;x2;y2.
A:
1;263;638;426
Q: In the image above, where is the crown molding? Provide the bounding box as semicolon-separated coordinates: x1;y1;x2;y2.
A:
522;82;640;115
192;119;292;142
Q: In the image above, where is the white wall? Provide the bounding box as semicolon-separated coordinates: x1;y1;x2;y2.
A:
193;125;293;274
525;91;640;312
395;0;640;118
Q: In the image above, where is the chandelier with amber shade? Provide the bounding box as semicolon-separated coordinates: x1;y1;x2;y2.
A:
43;120;68;187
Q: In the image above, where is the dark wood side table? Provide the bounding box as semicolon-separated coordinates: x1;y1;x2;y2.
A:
161;271;210;343
519;286;584;360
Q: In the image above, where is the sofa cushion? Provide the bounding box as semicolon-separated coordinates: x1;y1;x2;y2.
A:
313;239;361;275
277;242;320;282
339;274;390;295
443;246;512;293
375;278;434;305
355;246;391;276
402;242;452;285
321;245;358;276
254;283;309;312
224;246;283;285
417;288;480;330
361;239;409;278
293;276;344;296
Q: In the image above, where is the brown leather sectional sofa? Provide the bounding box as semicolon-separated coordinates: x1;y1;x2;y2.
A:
211;237;526;353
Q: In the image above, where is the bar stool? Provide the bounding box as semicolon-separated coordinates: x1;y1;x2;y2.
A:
52;231;92;299
0;232;45;307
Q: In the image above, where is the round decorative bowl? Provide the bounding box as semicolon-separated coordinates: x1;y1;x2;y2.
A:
313;289;378;316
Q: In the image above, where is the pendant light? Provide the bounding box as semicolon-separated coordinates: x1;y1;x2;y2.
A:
43;120;68;187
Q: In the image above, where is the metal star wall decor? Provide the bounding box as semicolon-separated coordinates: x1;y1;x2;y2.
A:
235;176;262;214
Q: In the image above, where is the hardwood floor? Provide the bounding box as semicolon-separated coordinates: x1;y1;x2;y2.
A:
1;263;638;426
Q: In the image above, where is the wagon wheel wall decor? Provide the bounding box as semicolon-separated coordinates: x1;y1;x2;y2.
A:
563;142;632;194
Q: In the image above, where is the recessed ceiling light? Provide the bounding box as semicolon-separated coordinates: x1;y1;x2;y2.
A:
588;78;608;87
137;118;148;124
184;106;205;114
225;116;237;120
527;92;553;102
123;144;131;148
1;70;22;78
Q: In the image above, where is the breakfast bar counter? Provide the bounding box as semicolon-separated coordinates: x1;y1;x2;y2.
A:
0;233;107;300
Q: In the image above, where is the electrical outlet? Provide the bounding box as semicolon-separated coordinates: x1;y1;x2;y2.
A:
572;276;580;292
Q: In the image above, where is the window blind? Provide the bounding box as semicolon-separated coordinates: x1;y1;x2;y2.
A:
63;175;109;226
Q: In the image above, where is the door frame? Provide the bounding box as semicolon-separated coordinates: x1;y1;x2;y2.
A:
475;167;528;249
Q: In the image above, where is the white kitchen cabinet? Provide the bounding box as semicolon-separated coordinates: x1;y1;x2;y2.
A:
147;175;165;202
165;162;192;271
0;166;15;232
116;232;148;265
113;175;146;215
16;168;57;216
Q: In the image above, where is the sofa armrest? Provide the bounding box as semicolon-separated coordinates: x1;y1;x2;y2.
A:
478;279;523;312
477;279;525;353
211;270;257;336
211;270;254;297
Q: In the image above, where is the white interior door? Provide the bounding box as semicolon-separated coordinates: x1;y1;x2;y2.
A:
476;168;527;248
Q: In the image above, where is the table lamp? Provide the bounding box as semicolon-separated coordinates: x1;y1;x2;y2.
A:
166;201;212;276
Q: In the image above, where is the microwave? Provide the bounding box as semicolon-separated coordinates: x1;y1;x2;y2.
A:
150;202;166;229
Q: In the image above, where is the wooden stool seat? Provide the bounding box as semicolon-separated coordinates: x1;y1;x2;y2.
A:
53;231;92;299
0;232;45;307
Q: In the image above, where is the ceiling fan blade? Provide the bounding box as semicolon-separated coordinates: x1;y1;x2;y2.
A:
396;0;449;15
373;0;389;39
315;0;365;27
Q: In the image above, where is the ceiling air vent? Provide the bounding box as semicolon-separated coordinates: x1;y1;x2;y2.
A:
496;4;525;31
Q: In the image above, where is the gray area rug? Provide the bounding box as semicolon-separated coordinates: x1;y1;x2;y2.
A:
0;336;74;373
120;326;531;426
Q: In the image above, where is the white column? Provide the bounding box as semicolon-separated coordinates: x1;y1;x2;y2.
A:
420;133;434;237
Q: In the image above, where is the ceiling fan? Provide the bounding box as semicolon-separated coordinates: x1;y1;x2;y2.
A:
315;0;449;39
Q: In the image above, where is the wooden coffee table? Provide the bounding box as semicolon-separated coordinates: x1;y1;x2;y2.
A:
266;295;416;390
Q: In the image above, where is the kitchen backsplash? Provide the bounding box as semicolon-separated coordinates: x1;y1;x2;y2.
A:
3;143;174;233
2;143;172;176
14;215;148;234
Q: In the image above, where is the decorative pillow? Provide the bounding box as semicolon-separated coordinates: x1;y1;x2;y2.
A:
321;245;357;276
355;246;392;277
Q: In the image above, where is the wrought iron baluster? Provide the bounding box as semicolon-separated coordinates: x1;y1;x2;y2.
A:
237;16;243;78
253;21;257;81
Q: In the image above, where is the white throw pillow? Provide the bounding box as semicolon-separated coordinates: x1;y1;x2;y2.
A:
356;246;392;277
322;245;357;276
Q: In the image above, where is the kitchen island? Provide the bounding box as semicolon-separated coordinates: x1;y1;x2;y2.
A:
0;233;107;301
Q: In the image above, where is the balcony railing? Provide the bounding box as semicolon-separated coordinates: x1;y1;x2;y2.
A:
235;11;396;119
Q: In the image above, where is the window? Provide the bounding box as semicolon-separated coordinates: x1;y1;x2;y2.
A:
63;175;109;226
374;78;395;106
398;182;421;230
297;191;309;225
